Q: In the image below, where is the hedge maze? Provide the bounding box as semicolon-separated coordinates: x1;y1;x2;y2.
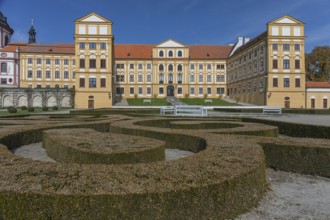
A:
0;113;329;219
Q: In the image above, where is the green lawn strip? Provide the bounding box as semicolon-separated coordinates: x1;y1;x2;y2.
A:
179;98;240;106
0;108;58;116
127;98;170;106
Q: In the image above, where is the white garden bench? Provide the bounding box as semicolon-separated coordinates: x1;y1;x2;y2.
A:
263;106;282;114
174;105;208;117
143;99;151;103
160;106;175;115
205;99;212;104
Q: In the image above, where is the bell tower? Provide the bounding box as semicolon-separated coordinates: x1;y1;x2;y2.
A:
0;11;14;48
74;13;114;109
28;19;36;44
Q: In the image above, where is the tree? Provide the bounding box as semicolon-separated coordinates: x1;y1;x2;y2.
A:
306;46;330;81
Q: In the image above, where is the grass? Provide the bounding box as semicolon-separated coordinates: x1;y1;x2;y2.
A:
0;108;59;116
127;98;170;106
179;98;240;106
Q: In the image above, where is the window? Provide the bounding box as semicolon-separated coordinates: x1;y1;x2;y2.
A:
283;44;290;51
178;51;183;57
311;99;315;109
283;60;290;69
323;99;328;109
199;64;203;70
64;59;69;65
46;84;50;89
273;78;278;87
101;59;106;68
178;87;182;95
37;58;42;64
273;60;278;69
79;59;85;68
89;78;96;88
168;64;173;71
89;42;96;49
116;75;124;82
27;58;33;64
1;78;7;84
283;78;290;87
138;75;143;82
37;70;42;79
254;50;258;57
159;74;164;83
159;64;164;71
79;42;85;49
216;75;225;82
295;60;300;69
116;64;124;69
55;59;60;65
159;87;164;95
55;71;60;79
178;74;182;84
207;88;211;95
130;64;134;69
1;63;7;72
294;44;300;51
79;78;85;87
190;64;195;70
64;71;69;79
168;50;173;57
63;85;69;89
138;64;143;70
177;64;182;71
72;60;75;65
198;75;203;83
138;87;143;95
147;75;151;82
116;87;124;95
130;87;134;95
168;74;173;84
159;51;164;57
100;43;107;50
46;70;50;79
190;87;195;95
72;72;76;79
147;64;151;69
272;44;278;50
129;75;134;82
220;64;225;69
36;84;42;89
100;78;107;88
27;70;33;78
190;74;195;82
207;64;212;70
207;75;212;82
147;87;151;95
199;87;203;95
46;59;51;64
216;64;221;70
295;78;300;87
89;59;96;68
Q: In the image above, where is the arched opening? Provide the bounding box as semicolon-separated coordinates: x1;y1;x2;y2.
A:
159;64;164;71
178;51;183;57
284;97;290;109
177;64;182;71
168;50;173;57
167;85;174;97
159;50;164;57
168;64;173;71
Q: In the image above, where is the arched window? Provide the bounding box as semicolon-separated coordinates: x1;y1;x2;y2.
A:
177;64;182;71
178;73;182;84
178;51;183;57
159;74;164;83
1;63;7;73
4;36;9;46
168;74;173;83
159;64;164;71
159;50;164;57
168;50;173;57
168;64;173;71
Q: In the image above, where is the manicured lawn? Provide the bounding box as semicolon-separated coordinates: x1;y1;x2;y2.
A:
179;98;240;106
127;98;170;106
0;108;59;116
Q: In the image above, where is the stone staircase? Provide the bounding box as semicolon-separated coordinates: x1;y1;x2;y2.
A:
166;96;185;106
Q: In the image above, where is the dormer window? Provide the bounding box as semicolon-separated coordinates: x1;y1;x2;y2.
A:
159;50;164;57
168;50;173;57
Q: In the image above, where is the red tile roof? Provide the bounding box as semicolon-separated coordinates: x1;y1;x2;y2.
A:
115;44;155;59
21;43;75;54
306;82;330;88
189;45;232;59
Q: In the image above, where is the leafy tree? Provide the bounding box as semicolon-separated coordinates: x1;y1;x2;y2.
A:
306;46;330;81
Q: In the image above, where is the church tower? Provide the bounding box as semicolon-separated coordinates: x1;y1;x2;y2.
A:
28;20;36;44
0;11;14;48
74;13;114;109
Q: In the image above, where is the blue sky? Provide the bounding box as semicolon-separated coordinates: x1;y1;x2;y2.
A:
1;0;330;52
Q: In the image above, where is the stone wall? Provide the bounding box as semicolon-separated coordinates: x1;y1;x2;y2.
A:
0;88;73;108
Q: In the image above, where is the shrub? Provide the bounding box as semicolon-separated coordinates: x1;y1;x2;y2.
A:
42;106;49;111
203;94;208;99
27;107;35;112
185;93;190;98
52;106;59;111
7;106;17;113
134;94;138;98
153;94;158;98
20;106;28;110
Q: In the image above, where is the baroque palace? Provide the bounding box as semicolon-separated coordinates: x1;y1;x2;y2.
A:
0;11;329;109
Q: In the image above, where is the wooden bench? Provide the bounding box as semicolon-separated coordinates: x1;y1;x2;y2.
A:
263;106;282;114
143;99;151;104
160;106;175;115
174;105;208;117
205;99;212;104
